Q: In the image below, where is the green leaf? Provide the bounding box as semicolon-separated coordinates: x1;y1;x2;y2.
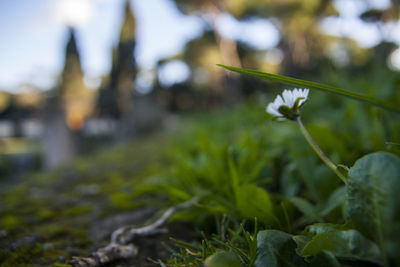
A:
346;152;400;264
255;230;308;267
306;223;350;235
236;184;277;226
293;235;311;253
204;251;242;267
280;163;301;198
318;187;347;221
217;64;400;113
309;251;341;267
301;228;382;265
291;197;323;222
319;186;346;217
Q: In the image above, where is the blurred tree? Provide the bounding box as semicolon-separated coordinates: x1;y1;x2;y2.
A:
154;30;252;110
59;29;94;131
174;0;400;78
360;0;398;23
97;0;137;139
0;97;23;137
359;0;399;68
173;0;242;68
0;89;43;138
0;91;11;113
173;0;339;75
183;31;223;92
98;0;137;120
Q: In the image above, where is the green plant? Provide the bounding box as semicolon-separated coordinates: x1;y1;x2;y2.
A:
162;66;400;266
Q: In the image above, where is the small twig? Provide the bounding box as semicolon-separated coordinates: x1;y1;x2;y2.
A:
112;197;200;244
70;197;200;267
70;243;138;267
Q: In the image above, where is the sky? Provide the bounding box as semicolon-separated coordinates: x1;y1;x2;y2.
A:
0;0;280;92
0;0;205;91
0;0;398;92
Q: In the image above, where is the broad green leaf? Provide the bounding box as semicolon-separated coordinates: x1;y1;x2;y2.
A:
346;152;400;264
236;184;277;226
301;228;382;265
255;230;308;267
217;64;400;113
204;251;242;267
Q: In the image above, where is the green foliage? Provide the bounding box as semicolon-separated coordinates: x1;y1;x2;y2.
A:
0;215;21;231
37;209;57;221
54;263;73;267
151;106;284;226
0;243;43;267
346;152;400;265
167;221;259;266
301;227;382;265
308;251;341;267
290;186;346;224
255;230;308;267
162;66;400;266
254;226;384;267
204;251;242;267
63;205;92;217
108;192;136;210
235;184;275;226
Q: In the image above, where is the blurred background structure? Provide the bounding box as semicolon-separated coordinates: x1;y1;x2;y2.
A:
0;0;399;173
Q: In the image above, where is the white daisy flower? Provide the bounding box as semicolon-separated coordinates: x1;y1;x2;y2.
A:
266;88;309;120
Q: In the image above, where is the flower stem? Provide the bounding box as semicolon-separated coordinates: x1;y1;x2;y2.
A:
296;117;347;184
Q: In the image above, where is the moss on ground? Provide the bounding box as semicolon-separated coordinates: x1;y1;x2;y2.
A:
0;133;172;266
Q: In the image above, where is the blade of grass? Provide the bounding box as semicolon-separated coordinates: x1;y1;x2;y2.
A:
217;64;400;113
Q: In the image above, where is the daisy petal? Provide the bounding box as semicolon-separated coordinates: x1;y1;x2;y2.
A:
267;103;282;117
266;88;310;120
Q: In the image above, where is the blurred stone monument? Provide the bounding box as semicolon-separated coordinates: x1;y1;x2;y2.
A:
43;29;93;169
